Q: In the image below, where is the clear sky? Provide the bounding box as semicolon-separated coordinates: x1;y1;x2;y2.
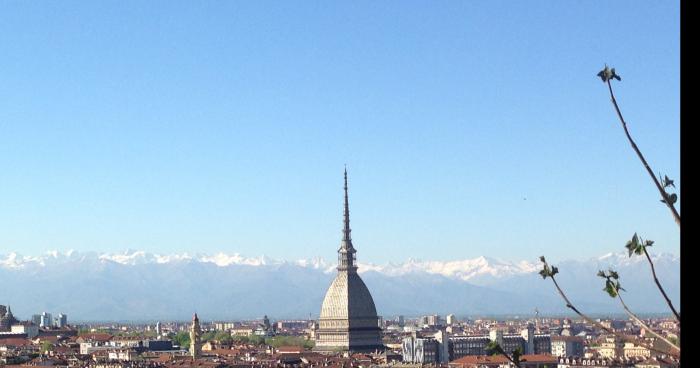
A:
0;1;680;264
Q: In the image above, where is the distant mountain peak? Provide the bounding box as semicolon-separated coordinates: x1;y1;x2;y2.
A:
0;249;679;320
0;250;595;282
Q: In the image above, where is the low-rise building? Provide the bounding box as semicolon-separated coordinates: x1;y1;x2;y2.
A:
597;336;624;359
623;342;651;359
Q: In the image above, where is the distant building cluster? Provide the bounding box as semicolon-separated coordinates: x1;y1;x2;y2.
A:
31;312;68;329
401;323;551;364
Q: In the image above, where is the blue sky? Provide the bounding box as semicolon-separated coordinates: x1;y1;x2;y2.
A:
0;1;679;264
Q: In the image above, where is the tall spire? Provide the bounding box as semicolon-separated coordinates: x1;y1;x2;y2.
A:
338;167;357;272
190;312;201;359
343;166;352;246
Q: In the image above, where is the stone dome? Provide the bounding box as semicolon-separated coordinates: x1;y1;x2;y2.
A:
320;271;378;321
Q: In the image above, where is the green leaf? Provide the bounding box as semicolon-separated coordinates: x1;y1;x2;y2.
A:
604;281;618;297
661;193;678;205
616;281;625;292
610;68;621;81
597;65;621;82
597;66;610;82
663;175;675;189
625;233;643;257
668;193;677;205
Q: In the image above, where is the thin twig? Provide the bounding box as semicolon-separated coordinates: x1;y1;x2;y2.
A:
548;275;678;357
643;247;681;322
491;345;521;368
616;292;680;352
606;80;681;227
550;277;613;333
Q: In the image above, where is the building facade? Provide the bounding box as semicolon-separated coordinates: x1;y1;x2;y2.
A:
402;334;443;364
10;323;39;339
551;335;584;357
40;312;52;328
55;313;68;328
405;326;551;362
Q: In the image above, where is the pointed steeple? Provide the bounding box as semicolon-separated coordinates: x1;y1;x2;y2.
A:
342;166;352;247
190;312;201;359
338;167;357;272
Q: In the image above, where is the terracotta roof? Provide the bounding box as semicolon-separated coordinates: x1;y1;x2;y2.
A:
78;332;113;342
276;346;304;354
552;335;585;342
450;355;508;365
208;348;241;356
520;354;558;363
35;336;60;343
0;338;33;347
451;354;557;365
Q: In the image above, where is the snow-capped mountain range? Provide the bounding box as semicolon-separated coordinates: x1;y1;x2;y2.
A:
0;250;679;321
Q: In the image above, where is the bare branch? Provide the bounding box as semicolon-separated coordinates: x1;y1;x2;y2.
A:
486;341;521;368
604;78;680;226
540;257;679;357
615;292;680;352
642;247;681;322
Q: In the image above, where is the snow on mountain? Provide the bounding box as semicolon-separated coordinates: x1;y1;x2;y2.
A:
0;249;677;283
359;256;540;285
0;250;539;281
0;249;679;320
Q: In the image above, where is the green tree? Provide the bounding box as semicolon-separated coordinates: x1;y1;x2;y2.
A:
172;331;191;349
201;331;217;342
247;335;265;346
231;335;250;344
40;341;53;353
264;336;314;349
214;332;233;344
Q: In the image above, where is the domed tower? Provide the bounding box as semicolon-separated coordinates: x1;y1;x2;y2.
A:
314;169;384;353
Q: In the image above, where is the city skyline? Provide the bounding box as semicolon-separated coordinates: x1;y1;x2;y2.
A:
0;1;680;264
0;2;681;367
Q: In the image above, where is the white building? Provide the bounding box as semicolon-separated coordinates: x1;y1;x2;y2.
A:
11;323;39;339
40;312;52;328
108;349;136;361
551;335;584;357
80;342;113;355
55;313;67;328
